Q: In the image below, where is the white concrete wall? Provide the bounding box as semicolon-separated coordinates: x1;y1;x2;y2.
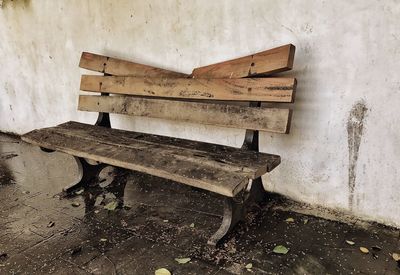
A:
1;0;399;226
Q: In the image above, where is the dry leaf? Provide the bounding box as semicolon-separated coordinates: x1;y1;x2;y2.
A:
345;240;355;245
303;219;309;224
360;247;369;254
245;263;253;269
285;218;294;223
273;245;289;254
190;223;195;228
100;238;107;242
163;220;169;223
104;201;118;211
155;268;171;275
392;253;400;262
75;189;84;195
175;257;191;264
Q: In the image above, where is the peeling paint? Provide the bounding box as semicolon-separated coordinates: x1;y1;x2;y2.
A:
347;100;367;209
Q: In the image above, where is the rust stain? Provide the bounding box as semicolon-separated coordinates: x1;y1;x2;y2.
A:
347;100;368;209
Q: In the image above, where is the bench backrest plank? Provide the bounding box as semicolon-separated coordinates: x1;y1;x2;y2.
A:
79;52;189;78
80;75;296;103
191;44;295;78
78;95;292;133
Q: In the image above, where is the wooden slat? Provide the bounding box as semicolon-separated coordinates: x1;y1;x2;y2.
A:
79;52;189;78
21;121;281;197
191;44;295;78
80;75;296;103
78;96;292;133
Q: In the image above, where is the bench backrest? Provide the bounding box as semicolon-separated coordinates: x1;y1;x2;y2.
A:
78;44;296;134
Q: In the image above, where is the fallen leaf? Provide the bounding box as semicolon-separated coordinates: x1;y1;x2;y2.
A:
100;238;107;242
75;189;84;195
190;223;195;228
285;218;294;223
163;220;169;223
71;202;80;207
360;247;369;254
47;221;55;228
273;245;289;254
392;253;400;261
345;240;355;245
104;201;118;211
94;210;100;214
175;257;191;264
303;219;309;224
245;263;253;269
155;268;171;275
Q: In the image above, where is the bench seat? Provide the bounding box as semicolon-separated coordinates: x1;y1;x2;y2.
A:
22;121;281;197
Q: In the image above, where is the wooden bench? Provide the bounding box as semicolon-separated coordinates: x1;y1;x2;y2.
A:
21;44;296;246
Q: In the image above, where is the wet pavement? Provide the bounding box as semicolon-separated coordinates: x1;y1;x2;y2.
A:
0;133;399;275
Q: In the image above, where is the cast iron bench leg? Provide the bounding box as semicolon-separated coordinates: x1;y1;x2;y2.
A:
207;177;266;247
207;197;245;247
63;157;106;195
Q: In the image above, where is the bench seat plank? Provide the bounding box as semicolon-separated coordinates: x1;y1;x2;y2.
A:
21;121;280;197
78;96;292;133
80;75;296;103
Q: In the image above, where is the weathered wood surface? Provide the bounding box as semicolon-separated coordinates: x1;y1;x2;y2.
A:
78;95;292;133
191;44;295;78
80;75;296;103
79;52;188;78
21;121;281;197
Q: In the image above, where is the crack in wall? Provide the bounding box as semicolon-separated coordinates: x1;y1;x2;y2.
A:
347;100;367;210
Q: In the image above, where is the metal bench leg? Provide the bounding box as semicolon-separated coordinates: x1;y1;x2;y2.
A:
207;177;267;247
207;197;245;247
63;157;106;196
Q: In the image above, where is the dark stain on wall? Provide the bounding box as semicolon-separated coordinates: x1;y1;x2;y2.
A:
347;100;368;209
